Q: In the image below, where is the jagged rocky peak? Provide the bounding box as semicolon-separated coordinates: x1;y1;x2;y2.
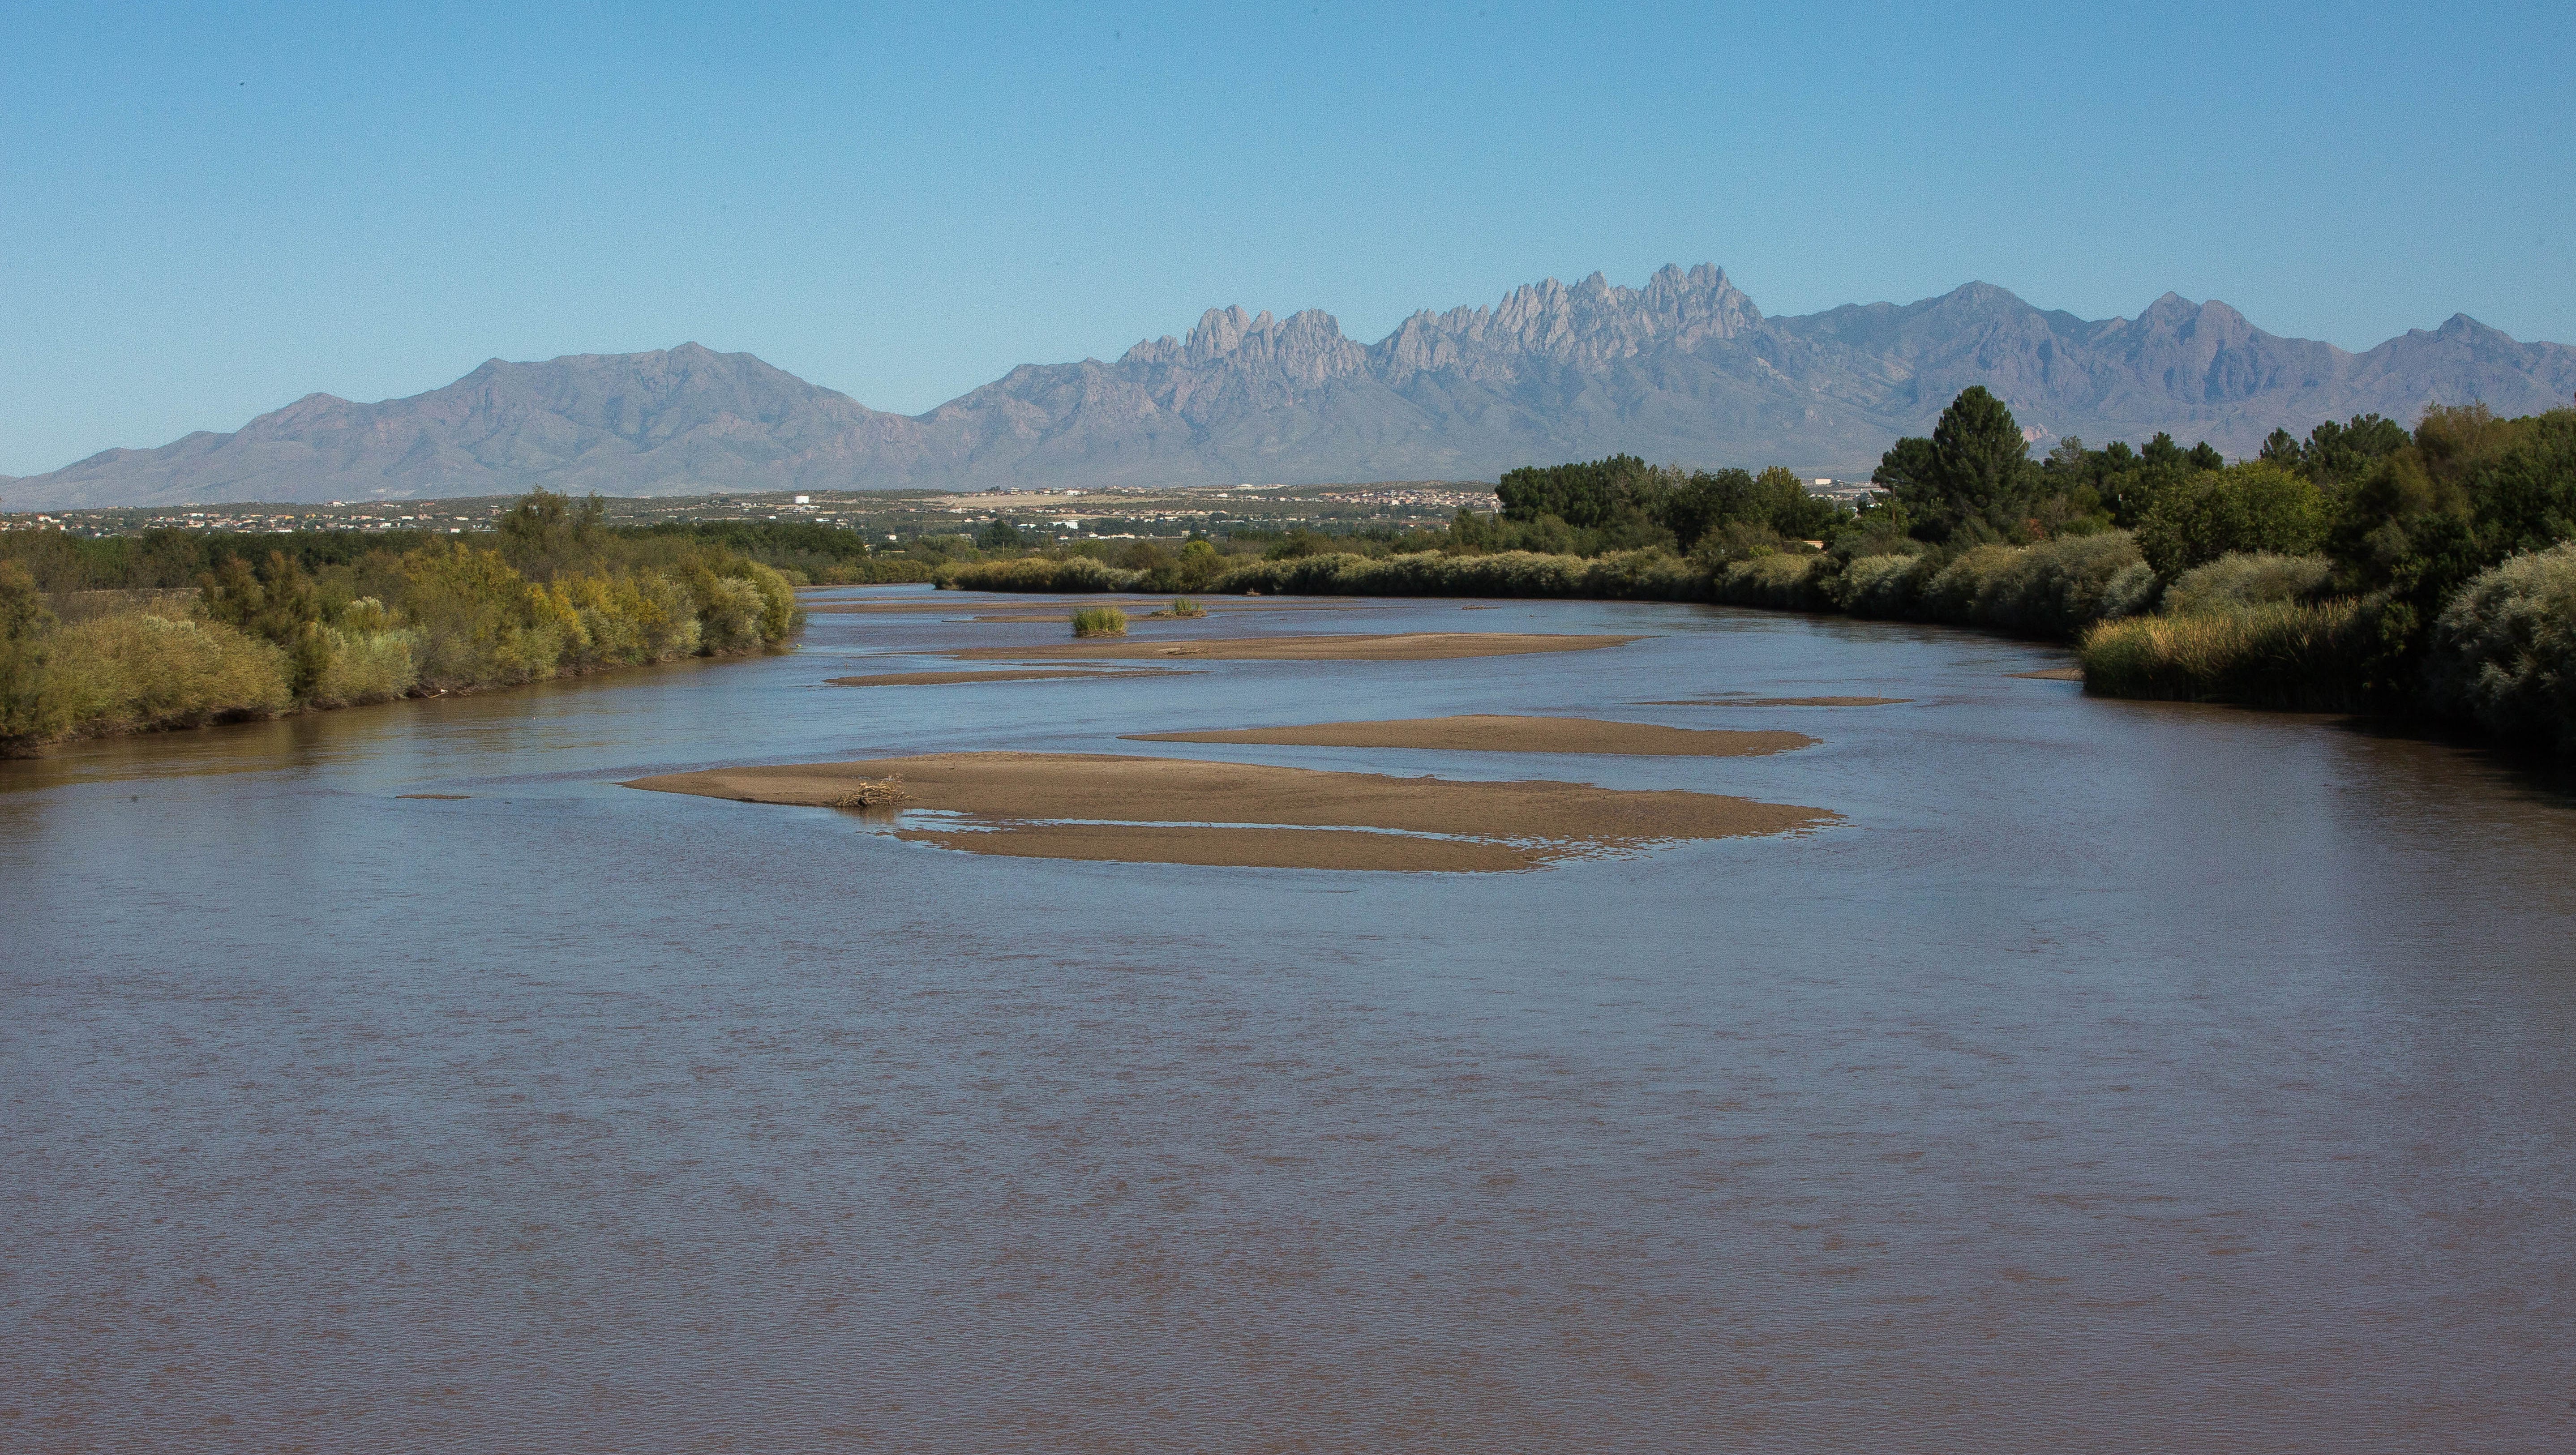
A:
1125;264;1763;377
1377;263;1762;377
1119;304;1367;384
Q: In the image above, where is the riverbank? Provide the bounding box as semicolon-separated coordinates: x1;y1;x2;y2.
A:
934;532;2574;754
0;491;805;756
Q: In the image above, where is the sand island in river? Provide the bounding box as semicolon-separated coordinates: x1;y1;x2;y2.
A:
1123;715;1813;757
827;669;1194;687
943;632;1642;662
624;752;1834;872
1635;696;1912;707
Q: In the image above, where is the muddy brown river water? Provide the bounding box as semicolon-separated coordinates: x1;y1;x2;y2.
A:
4;588;2573;1452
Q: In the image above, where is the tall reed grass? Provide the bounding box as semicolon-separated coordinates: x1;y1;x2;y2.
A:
1070;605;1129;637
2079;599;2373;711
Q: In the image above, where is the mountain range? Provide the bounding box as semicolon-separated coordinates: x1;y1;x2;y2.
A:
9;264;2573;510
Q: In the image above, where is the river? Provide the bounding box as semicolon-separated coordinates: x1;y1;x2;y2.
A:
5;588;2572;1452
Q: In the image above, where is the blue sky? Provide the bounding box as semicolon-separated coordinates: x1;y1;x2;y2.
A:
2;1;2568;476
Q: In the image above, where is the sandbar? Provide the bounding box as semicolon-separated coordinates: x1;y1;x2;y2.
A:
893;822;1539;872
1122;715;1812;757
1636;696;1910;707
827;669;1191;687
944;632;1642;662
804;596;1372;616
2010;667;2084;681
625;751;1834;871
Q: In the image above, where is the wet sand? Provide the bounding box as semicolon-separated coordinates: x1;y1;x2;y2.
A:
826;669;1192;687
1637;695;1912;707
2011;667;2084;680
893;822;1540;871
946;632;1643;662
1123;715;1814;757
626;751;1834;870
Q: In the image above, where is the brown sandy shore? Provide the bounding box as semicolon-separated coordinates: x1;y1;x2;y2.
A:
1123;715;1813;757
946;632;1642;662
826;669;1194;687
1636;696;1912;707
802;596;1373;616
624;752;1835;871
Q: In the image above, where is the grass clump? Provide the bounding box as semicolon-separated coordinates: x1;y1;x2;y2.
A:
1070;605;1130;638
828;776;912;809
2079;599;2374;711
1155;597;1208;618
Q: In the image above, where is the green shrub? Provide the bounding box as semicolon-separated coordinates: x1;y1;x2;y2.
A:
2098;561;2163;620
43;615;293;734
1;563;65;745
398;543;575;689
1974;532;2153;636
2163;553;2333;616
1918;545;2023;621
2137;461;2328;574
1071;605;1129;637
2079;600;2373;710
1577;548;1711;602
695;575;770;654
1712;552;1829;610
555;571;701;667
2422;542;2576;752
1162;597;1208;618
310;628;419;707
1829;552;1933;618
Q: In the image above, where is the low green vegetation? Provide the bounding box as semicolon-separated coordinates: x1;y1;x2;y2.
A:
1;490;802;754
0;510;940;591
1070;605;1128;638
1153;598;1207;618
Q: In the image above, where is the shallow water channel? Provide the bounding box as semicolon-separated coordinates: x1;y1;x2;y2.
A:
5;588;2573;1452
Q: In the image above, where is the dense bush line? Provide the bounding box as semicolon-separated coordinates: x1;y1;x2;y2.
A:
0;491;802;754
1211;548;1712;602
0;514;939;592
2421;542;2576;751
